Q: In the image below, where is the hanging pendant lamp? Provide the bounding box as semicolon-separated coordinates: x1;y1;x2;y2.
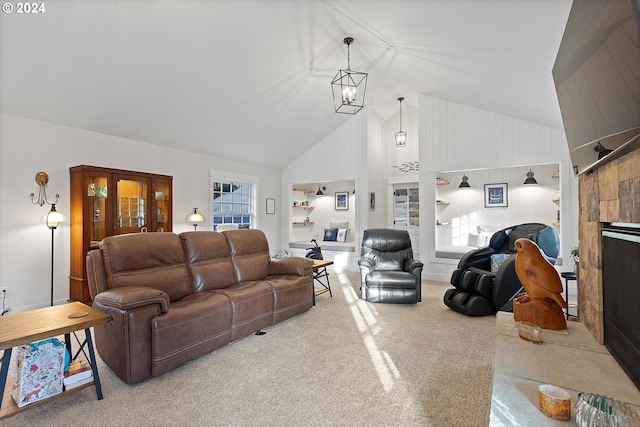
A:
395;97;407;147
331;37;368;115
459;174;470;188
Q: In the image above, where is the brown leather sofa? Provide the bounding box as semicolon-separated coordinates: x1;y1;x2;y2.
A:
86;229;313;385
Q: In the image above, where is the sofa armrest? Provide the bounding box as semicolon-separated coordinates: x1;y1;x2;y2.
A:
92;288;165;385
269;257;313;277
492;255;522;312
93;286;170;313
358;259;373;276
457;246;496;271
405;259;424;276
357;259;373;297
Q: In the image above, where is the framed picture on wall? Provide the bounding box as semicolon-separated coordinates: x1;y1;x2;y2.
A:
266;198;275;214
484;183;508;207
335;192;349;210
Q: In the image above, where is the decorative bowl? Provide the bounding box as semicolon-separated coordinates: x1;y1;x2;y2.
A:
538;384;571;421
517;321;542;343
575;393;640;427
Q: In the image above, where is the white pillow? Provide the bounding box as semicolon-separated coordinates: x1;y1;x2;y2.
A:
477;231;493;247
476;226;497;247
336;228;348;242
330;221;349;230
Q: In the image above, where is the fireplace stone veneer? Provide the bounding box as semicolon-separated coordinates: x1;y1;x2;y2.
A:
578;146;640;344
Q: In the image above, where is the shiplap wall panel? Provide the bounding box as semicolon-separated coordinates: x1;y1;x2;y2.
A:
424;96;561;171
420;95;575;280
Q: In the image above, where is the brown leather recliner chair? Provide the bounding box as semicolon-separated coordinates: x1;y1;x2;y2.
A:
358;228;423;304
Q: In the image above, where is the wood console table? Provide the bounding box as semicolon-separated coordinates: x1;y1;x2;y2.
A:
0;302;110;419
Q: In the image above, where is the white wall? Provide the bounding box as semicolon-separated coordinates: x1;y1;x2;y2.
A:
0;113;281;312
281;110;368;251
366;109;386;229
419;95;578;282
289;180;356;242
435;164;561;247
386;103;420;180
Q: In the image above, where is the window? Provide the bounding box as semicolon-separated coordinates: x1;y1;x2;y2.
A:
211;180;254;231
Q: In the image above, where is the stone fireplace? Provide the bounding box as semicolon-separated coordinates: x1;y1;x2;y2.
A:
577;145;640;344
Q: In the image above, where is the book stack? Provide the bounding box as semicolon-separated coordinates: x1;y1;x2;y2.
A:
64;359;93;390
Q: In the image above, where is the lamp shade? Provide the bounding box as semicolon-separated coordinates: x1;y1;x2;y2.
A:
524;169;538;185
459;174;470;188
44;204;65;229
186;208;205;230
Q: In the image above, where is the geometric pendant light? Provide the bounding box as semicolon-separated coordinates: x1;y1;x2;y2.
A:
395;97;407;147
331;37;368;115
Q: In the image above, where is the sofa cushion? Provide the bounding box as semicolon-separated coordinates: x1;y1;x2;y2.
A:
151;292;232;377
263;274;313;323
215;281;273;340
180;231;237;291
224;229;270;282
100;233;192;302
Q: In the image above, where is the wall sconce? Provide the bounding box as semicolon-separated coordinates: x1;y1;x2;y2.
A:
458;174;470;188
185;208;205;230
30;171;59;206
331;37;368;115
316;186;326;196
594;141;613;159
523;168;538;185
395;97;407;147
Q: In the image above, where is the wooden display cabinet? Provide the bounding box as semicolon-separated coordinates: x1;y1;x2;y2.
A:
69;165;173;304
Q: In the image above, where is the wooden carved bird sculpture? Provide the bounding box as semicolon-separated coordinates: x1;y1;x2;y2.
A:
514;238;567;310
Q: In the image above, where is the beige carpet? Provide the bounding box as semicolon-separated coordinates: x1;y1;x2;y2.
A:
3;271;497;427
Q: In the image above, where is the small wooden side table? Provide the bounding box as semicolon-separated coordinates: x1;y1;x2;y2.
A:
312;259;334;305
0;302;110;419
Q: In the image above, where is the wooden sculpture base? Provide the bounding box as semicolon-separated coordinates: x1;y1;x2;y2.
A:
513;294;567;331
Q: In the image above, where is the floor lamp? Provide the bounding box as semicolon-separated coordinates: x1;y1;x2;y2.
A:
29;172;64;306
45;204;65;306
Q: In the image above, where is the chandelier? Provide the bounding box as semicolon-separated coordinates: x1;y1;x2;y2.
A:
331;37;368;115
395;97;407;147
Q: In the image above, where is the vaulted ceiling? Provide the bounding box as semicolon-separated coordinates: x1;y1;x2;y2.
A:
0;0;572;169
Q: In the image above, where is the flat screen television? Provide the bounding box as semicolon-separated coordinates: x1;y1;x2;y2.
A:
553;0;640;175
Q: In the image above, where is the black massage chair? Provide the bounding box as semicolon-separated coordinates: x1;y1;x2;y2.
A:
443;223;560;316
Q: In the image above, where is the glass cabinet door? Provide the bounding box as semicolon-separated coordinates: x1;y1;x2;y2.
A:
393;184;419;228
408;187;419;227
115;177;149;234
153;180;171;232
394;188;408;227
86;174;109;249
